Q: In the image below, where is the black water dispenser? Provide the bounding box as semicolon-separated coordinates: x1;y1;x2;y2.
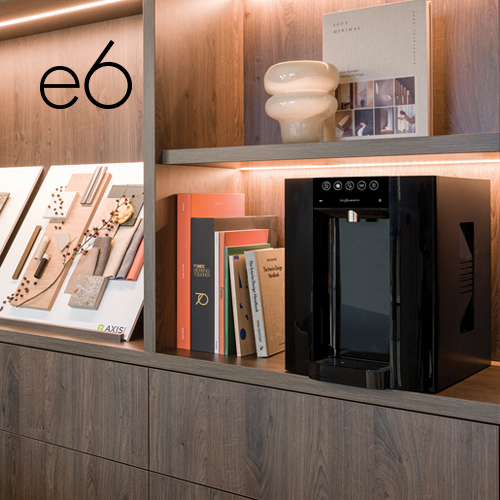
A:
285;176;491;393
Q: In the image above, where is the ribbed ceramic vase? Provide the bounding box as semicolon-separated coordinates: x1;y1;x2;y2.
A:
264;60;339;144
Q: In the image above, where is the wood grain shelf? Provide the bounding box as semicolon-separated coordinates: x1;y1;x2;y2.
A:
161;133;500;169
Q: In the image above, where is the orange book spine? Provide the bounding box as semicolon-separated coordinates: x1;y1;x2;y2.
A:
177;194;192;349
177;193;245;350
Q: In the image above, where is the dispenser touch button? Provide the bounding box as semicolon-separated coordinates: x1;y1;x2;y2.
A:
369;180;379;190
333;181;343;191
357;180;367;190
346;180;355;190
322;181;331;191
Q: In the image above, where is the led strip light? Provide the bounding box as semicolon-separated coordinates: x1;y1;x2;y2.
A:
237;158;500;171
0;0;123;28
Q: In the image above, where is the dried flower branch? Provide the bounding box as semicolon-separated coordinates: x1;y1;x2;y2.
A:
3;190;143;310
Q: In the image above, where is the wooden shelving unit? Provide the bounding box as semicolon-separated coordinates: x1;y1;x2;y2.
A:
0;0;499;497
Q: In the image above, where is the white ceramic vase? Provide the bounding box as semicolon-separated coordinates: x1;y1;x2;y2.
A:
264;60;339;144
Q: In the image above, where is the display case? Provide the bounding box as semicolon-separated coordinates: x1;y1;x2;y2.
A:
147;0;500;370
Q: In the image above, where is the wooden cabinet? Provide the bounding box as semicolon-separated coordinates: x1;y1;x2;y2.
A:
150;473;248;500
0;343;148;468
0;430;148;500
150;369;500;500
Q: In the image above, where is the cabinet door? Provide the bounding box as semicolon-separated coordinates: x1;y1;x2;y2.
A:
0;430;148;500
0;343;148;468
151;473;247;500
150;370;499;500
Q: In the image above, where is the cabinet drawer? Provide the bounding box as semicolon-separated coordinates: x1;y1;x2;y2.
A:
151;473;248;500
0;430;148;500
0;343;148;468
150;370;499;500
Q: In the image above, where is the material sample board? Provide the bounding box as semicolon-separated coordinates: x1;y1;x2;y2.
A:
0;163;144;342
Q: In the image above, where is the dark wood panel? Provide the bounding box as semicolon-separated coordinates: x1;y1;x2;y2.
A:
431;0;499;135
151;474;248;500
243;0;499;145
0;14;143;168
0;0;142;41
0;343;148;468
155;0;244;155
149;370;500;500
0;430;148;500
373;407;499;500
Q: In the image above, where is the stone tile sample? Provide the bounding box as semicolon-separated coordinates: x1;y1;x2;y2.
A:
43;191;78;222
68;275;109;310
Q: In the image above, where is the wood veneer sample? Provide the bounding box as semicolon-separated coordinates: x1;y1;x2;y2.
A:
19;173;111;311
11;225;41;280
0;192;10;214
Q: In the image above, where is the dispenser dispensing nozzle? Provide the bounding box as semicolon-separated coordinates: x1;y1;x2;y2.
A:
347;210;359;223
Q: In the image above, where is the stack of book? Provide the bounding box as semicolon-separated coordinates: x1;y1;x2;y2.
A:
176;192;284;357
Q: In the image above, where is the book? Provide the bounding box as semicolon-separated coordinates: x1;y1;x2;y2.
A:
323;0;431;140
191;216;277;353
229;254;256;357
177;193;245;350
224;243;271;356
216;229;270;354
245;248;285;358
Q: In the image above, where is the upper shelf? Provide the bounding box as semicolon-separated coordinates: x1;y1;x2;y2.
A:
161;133;500;169
0;0;142;41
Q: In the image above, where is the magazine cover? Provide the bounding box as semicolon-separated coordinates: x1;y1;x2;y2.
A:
323;0;431;140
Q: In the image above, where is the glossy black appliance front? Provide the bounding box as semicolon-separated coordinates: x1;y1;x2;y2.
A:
285;176;491;393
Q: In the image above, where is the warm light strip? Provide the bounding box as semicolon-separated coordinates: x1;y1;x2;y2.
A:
0;0;123;28
237;158;500;171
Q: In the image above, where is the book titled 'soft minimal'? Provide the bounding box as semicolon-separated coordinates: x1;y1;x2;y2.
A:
323;0;431;140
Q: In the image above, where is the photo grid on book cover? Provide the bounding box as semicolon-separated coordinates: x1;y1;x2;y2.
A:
335;76;417;138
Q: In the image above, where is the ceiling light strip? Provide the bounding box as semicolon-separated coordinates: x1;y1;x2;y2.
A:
0;0;123;28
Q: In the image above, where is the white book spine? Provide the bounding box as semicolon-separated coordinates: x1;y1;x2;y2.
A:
245;250;267;357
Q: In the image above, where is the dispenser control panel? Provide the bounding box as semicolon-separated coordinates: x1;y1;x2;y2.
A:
313;176;389;209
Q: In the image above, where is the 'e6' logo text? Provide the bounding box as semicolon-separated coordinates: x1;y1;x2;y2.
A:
40;40;132;110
